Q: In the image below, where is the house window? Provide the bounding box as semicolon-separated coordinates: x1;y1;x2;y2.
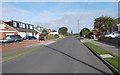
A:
22;24;25;28
19;23;23;28
26;24;29;29
30;25;33;29
13;22;17;27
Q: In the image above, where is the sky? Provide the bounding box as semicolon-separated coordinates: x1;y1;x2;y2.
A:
1;2;118;33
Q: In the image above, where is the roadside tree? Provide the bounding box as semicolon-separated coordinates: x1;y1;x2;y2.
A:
80;28;91;38
94;16;115;34
58;27;68;35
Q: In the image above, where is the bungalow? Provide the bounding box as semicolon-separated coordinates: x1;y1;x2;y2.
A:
5;20;37;38
0;21;18;39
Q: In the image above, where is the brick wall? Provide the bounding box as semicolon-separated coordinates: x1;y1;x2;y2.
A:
1;40;40;52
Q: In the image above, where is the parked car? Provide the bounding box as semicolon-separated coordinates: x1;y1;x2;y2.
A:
0;35;23;43
24;36;37;40
0;36;14;43
105;31;120;38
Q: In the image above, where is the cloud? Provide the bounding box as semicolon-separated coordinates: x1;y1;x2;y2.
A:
1;5;32;23
1;3;118;33
40;10;117;33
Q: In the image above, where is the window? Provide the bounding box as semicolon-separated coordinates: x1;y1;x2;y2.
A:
13;22;17;27
22;24;25;28
26;24;29;29
19;23;23;28
30;25;33;29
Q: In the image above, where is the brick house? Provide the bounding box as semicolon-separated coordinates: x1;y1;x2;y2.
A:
5;20;37;38
0;21;18;39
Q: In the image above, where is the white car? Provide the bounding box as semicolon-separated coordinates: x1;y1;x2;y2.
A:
105;31;120;38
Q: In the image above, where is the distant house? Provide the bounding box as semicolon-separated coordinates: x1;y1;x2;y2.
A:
110;18;120;33
34;26;44;39
0;21;18;39
5;20;37;38
49;32;59;35
46;28;52;33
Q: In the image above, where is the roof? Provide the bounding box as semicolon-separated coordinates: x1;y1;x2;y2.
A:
15;28;37;33
0;21;18;31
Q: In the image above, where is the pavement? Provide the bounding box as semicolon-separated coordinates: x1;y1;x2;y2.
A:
2;39;57;57
81;38;119;56
2;36;113;74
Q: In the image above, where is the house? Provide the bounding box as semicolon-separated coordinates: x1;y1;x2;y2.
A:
46;28;52;33
0;21;18;39
34;26;44;39
49;30;59;35
49;32;59;35
109;17;120;33
5;20;37;38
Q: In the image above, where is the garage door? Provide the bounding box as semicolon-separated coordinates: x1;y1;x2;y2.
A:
18;32;26;38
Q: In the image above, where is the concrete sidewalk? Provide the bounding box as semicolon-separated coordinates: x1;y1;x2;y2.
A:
2;39;57;57
81;38;119;56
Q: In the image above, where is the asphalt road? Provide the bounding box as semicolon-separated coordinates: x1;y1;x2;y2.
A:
2;36;113;73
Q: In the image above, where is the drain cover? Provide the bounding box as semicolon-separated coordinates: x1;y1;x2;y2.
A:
100;54;113;58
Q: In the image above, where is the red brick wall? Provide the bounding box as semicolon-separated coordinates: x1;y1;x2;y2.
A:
1;40;40;52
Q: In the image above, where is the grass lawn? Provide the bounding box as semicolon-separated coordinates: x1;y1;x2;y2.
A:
3;45;41;59
84;42;120;71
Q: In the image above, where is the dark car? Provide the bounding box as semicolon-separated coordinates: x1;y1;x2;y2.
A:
0;35;23;43
24;36;37;40
0;36;14;43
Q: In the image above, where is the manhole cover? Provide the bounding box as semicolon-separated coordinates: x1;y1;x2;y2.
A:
100;54;113;58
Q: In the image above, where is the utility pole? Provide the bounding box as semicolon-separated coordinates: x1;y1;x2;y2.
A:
77;20;80;33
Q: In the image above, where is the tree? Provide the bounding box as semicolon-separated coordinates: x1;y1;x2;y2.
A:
58;27;68;35
94;16;115;34
42;29;48;36
80;28;91;37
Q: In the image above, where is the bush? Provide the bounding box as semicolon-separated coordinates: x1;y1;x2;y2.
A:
54;34;59;39
39;34;45;40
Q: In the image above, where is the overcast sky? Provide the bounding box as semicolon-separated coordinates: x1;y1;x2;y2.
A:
1;2;118;33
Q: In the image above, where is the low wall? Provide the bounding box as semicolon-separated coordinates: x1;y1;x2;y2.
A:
98;37;120;45
1;40;40;51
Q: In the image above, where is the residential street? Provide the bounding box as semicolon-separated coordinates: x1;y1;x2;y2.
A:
3;36;113;73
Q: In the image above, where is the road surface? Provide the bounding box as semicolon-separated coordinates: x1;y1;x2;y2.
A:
2;36;113;74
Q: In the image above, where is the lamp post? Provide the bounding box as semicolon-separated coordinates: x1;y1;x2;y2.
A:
77;20;80;34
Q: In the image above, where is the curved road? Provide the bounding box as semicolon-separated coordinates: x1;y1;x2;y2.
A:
3;36;113;74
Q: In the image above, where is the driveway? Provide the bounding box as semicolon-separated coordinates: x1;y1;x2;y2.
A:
2;36;113;73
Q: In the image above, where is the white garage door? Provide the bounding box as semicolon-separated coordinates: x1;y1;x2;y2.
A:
18;32;26;38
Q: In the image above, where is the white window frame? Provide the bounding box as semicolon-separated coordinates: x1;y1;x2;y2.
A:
13;22;17;27
26;24;29;29
19;23;23;28
30;25;33;29
22;23;25;28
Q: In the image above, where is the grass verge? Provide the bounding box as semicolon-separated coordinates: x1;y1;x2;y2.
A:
84;42;120;71
3;45;41;59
